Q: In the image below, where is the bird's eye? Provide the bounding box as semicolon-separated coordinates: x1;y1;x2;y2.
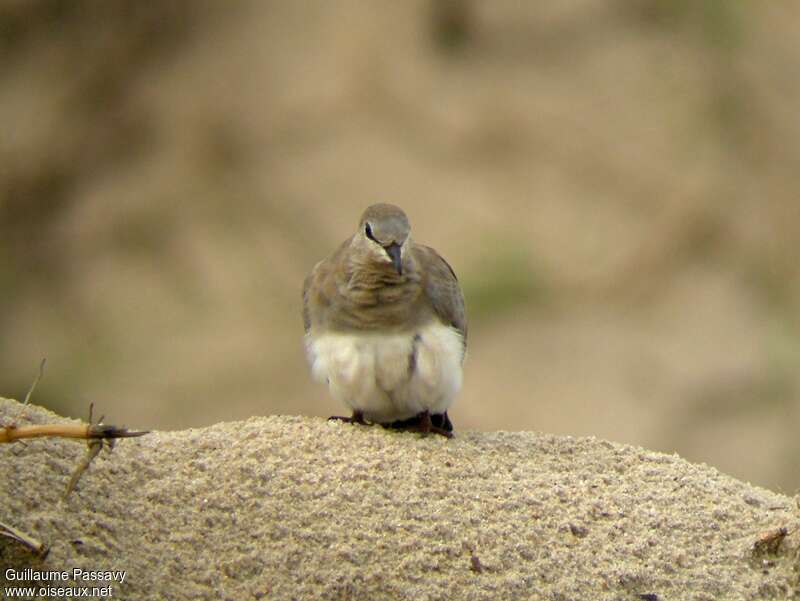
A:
365;223;376;241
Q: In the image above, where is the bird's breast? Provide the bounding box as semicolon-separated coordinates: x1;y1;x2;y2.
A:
326;286;423;331
305;321;464;398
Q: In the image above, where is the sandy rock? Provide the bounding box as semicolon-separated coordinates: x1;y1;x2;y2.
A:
1;398;798;600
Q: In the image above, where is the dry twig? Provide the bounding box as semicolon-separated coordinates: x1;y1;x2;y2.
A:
64;438;104;499
1;362;148;444
752;527;792;556
0;421;149;444
0;520;49;559
62;403;147;498
2;362;149;497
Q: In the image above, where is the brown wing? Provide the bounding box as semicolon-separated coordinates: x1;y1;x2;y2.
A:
302;270;313;333
417;244;467;351
302;238;351;333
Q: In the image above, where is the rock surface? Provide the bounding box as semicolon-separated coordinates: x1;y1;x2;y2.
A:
1;397;798;600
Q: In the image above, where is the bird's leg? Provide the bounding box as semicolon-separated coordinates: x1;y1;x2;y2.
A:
418;410;453;438
430;411;453;433
418;410;433;434
388;410;453;438
328;410;368;425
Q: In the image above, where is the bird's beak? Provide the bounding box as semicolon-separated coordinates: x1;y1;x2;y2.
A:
384;243;403;275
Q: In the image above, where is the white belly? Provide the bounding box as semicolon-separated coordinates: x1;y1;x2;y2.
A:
306;321;464;423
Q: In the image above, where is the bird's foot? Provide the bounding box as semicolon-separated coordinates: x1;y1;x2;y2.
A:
385;410;453;438
430;411;453;433
328;411;368;426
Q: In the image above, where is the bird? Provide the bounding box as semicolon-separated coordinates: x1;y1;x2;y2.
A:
302;203;467;437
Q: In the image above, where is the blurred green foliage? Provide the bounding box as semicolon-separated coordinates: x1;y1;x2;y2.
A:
461;243;549;322
636;0;744;50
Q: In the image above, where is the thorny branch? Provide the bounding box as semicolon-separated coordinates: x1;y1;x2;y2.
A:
0;421;149;444
61;402;148;498
2;359;148;445
1;361;150;556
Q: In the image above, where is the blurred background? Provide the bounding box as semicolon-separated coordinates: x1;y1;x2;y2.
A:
1;1;799;493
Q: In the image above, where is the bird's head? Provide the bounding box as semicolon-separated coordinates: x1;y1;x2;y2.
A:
354;203;412;275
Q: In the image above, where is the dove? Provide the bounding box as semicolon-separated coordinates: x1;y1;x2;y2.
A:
302;203;466;437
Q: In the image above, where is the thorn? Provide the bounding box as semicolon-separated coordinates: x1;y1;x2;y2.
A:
64;440;103;499
87;424;150;439
23;358;46;406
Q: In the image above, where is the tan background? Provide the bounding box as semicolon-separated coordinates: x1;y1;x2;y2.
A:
1;1;799;492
